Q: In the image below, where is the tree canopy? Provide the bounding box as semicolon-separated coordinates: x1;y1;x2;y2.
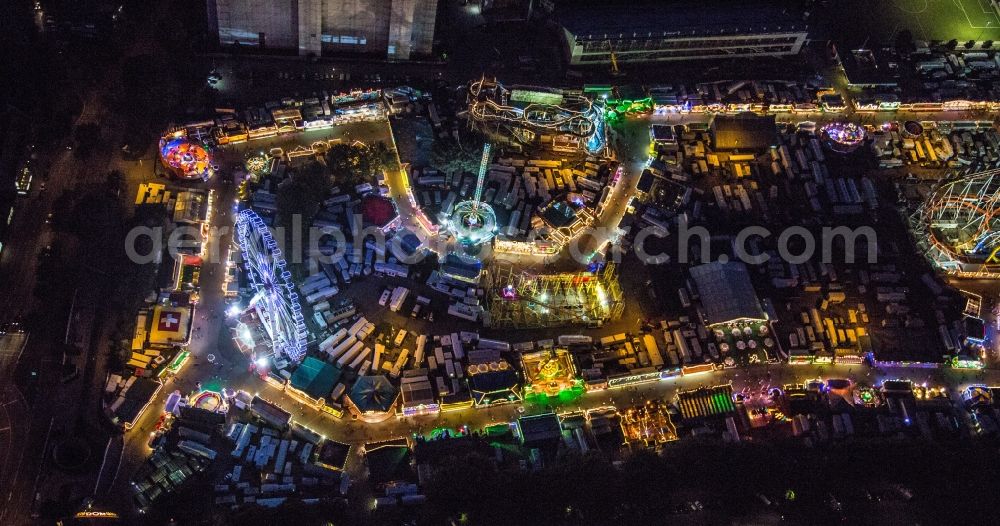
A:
324;142;395;186
276;160;332;230
429;140;482;175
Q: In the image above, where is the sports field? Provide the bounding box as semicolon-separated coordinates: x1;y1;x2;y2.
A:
814;0;1000;46
891;0;1000;41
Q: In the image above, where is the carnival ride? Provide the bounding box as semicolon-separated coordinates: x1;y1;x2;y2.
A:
468;78;605;152
235;209;308;362
159;133;214;180
485;261;624;328
902;120;924;138
962;385;992;408
604;97;653;121
190;390;227;412
855;387;880;407
445;143;499;246
910;168;1000;275
361;194;400;230
521;348;583;404
244;151;271;178
820;121;865;154
620;400;678;446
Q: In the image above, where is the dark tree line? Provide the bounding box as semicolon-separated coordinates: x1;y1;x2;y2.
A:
408;439;1000;526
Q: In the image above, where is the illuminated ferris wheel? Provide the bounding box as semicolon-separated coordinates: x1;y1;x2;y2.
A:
236;209;308;362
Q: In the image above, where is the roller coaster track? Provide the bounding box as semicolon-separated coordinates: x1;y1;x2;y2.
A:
468;79;598;139
913;168;1000;264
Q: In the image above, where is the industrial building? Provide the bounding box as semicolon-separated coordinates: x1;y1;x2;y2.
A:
208;0;438;60
550;0;809;66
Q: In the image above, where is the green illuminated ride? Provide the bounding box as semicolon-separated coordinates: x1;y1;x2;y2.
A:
604;97;653;123
520;348;584;406
447;143;498;246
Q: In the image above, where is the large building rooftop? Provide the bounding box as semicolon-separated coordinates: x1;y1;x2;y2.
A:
348;375;399;414
467;361;521;406
517;412;562;445
364;439;413;485
841;48;902;88
689;261;765;326
552;0;806;40
711;115;779;151
289;356;341;401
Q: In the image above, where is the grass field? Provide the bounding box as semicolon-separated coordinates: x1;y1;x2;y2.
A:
892;0;1000;41
813;0;1000;46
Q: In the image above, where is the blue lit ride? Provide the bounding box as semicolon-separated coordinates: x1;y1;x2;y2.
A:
236;210;308;362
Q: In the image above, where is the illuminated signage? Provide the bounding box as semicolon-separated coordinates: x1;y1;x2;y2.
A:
607;369;683;389
682;363;715;375
952;357;984;369
402;403;440;416
607;371;661;388
321;404;344;418
74;510;120;519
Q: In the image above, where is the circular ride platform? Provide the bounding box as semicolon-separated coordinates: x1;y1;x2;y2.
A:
159;137;214;180
820;121;865;154
190;390;225;412
448;200;498;246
